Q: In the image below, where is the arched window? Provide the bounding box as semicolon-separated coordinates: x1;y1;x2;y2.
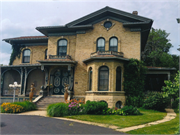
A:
116;66;121;91
109;37;118;52
45;49;48;59
89;67;92;91
98;66;109;91
23;49;30;63
97;38;105;52
58;39;67;56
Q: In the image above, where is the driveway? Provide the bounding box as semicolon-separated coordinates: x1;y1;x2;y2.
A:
1;114;128;134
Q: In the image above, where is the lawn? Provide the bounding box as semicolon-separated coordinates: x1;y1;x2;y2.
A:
65;108;167;128
127;113;179;134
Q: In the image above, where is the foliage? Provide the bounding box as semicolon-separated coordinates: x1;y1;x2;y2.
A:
120;105;141;115
142;91;169;111
84;100;108;115
68;99;86;115
9;45;23;65
172;98;179;109
162;71;180;100
142;28;173;66
47;102;69;117
1;102;23;113
123;58;147;107
13;101;36;111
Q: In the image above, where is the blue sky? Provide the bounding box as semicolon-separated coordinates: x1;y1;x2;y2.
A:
0;0;180;65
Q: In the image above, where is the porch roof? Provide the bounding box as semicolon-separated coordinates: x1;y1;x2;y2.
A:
147;66;176;71
37;58;77;65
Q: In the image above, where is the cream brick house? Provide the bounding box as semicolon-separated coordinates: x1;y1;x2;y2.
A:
1;6;154;108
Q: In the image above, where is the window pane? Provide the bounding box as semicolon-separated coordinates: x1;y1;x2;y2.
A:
97;38;105;52
24;50;30;56
24;56;30;63
99;66;109;91
110;38;118;46
59;40;67;46
116;67;121;91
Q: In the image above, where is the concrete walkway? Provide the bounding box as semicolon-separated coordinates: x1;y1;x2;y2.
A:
17;108;176;132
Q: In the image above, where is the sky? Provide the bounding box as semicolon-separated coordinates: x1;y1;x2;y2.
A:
0;0;180;65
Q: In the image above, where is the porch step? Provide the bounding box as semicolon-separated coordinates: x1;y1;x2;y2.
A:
36;96;65;110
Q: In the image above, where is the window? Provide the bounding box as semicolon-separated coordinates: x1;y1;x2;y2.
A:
97;38;105;52
104;21;112;28
89;68;92;91
58;39;67;56
45;49;47;59
116;66;121;91
98;66;109;91
23;49;30;63
109;37;118;52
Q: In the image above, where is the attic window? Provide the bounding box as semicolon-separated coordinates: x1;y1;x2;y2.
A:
104;21;112;29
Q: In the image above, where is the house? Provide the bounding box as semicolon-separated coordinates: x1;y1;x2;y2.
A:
1;6;154;108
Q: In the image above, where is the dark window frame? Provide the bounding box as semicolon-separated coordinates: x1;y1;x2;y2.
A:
109;37;118;52
116;66;122;91
22;49;30;63
57;39;67;56
45;49;48;59
98;66;109;91
89;67;92;91
96;38;105;52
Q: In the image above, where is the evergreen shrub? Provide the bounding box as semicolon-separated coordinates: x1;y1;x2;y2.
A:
142;91;169;111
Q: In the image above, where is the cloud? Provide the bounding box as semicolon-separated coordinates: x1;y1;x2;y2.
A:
0;52;10;65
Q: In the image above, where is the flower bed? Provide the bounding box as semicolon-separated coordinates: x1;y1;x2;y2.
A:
1;101;37;113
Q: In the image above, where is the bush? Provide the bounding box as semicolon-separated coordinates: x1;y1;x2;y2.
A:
85;100;108;114
13;101;36;111
1;102;23;113
172;98;179;109
142;91;169;111
123;59;147;107
126;96;144;107
121;105;141;115
47;103;69;117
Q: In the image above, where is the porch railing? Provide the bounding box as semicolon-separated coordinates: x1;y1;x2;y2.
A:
90;51;124;57
49;55;71;59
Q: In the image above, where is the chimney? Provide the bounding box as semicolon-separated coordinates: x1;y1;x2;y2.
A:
132;11;138;15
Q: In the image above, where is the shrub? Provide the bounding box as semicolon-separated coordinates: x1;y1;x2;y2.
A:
123;59;147;107
13;101;36;111
47;103;69;117
1;102;23;113
172;98;179;109
142;91;169;111
121;105;141;115
85;100;108;114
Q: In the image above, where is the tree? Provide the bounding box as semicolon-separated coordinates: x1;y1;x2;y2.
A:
142;28;177;68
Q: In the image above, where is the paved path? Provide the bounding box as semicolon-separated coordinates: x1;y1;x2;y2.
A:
1;114;127;134
1;108;176;133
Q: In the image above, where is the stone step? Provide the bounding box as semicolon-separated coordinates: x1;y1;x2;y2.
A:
37;108;47;111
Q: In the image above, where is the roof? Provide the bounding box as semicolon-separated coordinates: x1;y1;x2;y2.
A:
147;66;176;71
83;55;129;64
3;36;48;45
37;58;77;65
36;6;153;51
1;63;41;68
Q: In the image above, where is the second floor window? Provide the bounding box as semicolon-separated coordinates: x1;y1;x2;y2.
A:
23;49;30;63
109;37;118;52
58;39;67;56
97;38;105;52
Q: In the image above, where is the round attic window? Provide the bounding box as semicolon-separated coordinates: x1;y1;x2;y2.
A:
104;21;112;28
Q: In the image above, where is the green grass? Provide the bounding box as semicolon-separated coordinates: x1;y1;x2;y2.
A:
65;108;167;128
127;113;179;134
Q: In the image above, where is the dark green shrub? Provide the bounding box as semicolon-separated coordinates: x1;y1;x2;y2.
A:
47;103;69;117
121;105;141;115
126;96;144;107
172;98;179;109
123;59;147;107
85;100;108;114
142;91;169;111
13;101;36;112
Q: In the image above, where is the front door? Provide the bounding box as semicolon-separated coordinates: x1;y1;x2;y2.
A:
53;69;69;95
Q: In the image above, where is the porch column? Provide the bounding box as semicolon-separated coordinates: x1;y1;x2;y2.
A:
19;67;24;96
22;67;27;96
